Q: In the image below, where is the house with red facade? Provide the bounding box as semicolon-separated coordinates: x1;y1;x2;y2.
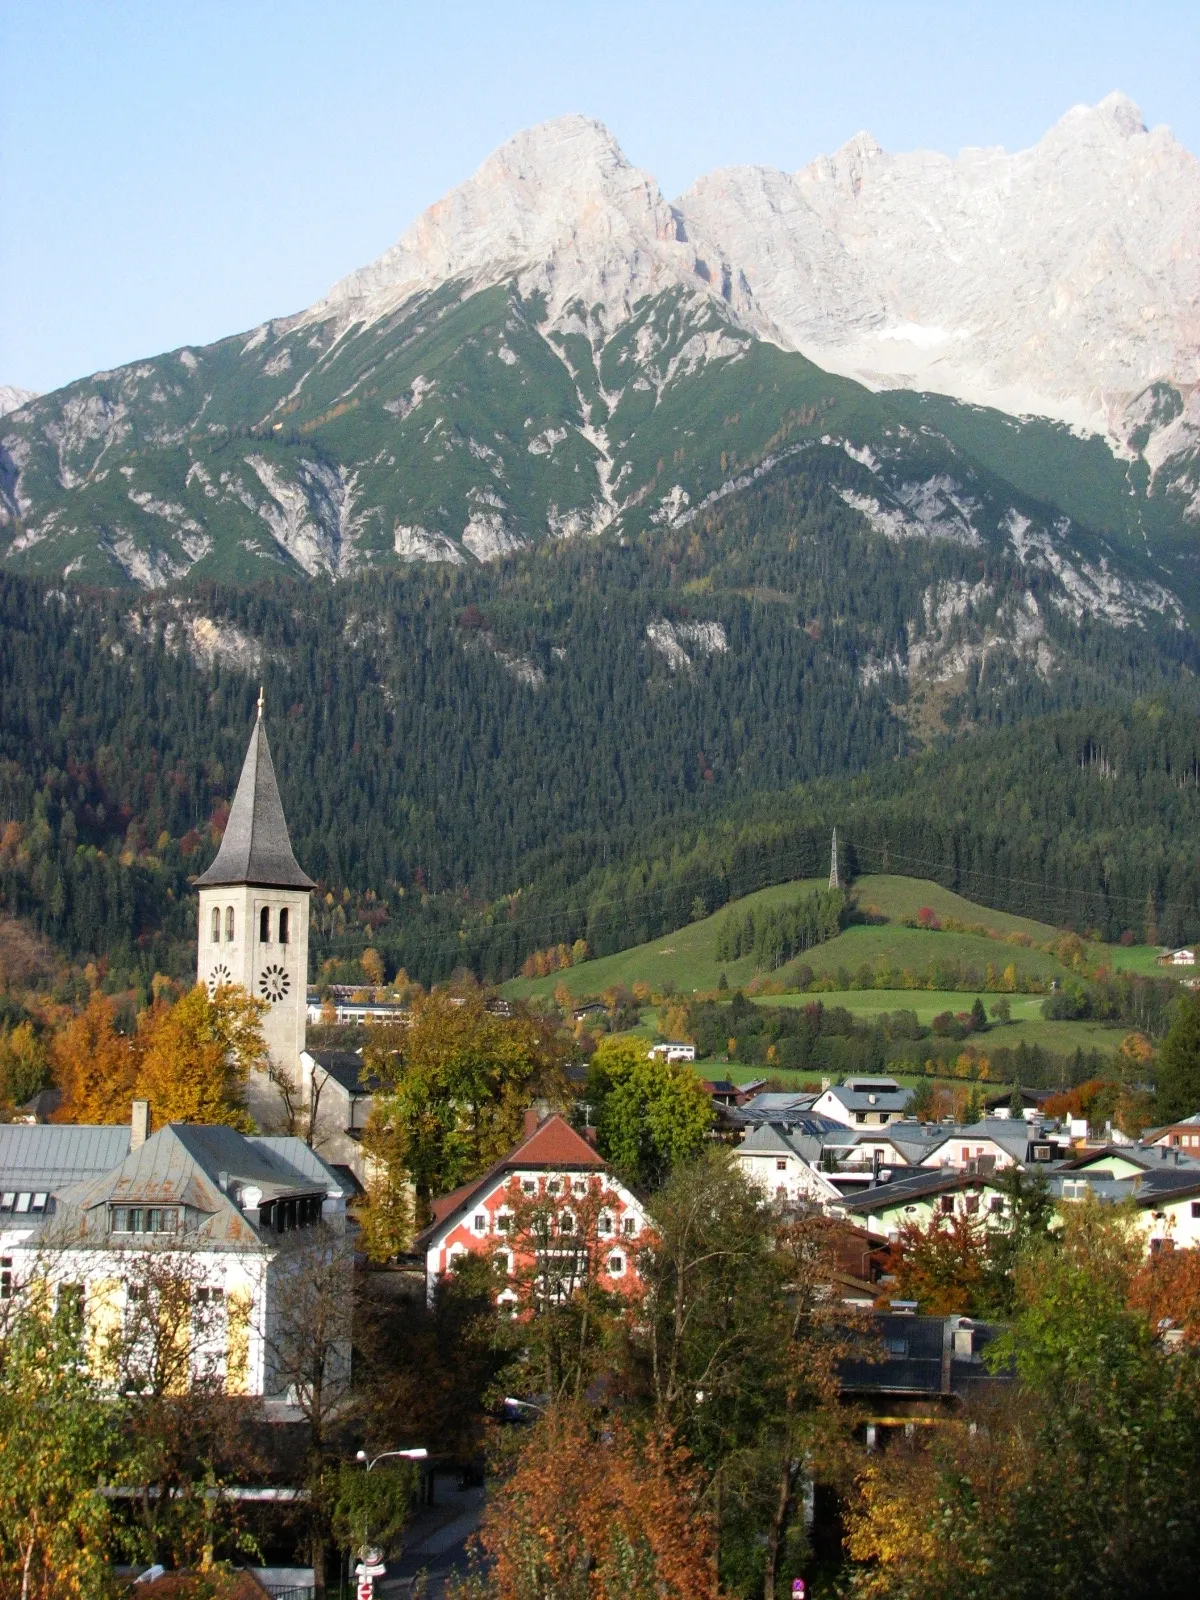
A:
415;1112;646;1303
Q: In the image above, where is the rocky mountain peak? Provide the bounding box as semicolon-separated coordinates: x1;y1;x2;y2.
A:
311;113;699;336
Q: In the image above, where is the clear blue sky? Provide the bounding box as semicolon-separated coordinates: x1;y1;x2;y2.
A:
3;0;1198;394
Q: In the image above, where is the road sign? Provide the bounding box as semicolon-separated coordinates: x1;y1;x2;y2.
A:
356;1580;373;1600
792;1581;806;1598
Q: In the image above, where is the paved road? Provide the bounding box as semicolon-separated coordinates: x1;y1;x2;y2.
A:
378;1477;485;1598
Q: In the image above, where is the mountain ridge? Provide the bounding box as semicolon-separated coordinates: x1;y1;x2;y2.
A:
1;97;1198;607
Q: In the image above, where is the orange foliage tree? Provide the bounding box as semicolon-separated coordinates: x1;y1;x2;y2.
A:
50;990;138;1123
883;1212;991;1316
449;1405;722;1600
1129;1247;1200;1342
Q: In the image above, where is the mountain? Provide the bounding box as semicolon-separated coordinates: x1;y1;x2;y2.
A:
0;387;37;419
1;98;1198;609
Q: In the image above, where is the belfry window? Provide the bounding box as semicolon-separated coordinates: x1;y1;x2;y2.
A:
211;907;221;943
278;907;289;945
260;907;271;943
225;906;235;941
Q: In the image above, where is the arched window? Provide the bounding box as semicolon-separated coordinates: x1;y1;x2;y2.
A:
260;906;271;944
278;907;289;945
224;906;235;941
211;906;221;943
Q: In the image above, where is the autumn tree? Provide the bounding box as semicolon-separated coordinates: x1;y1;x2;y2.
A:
587;1035;712;1188
449;1405;721;1600
361;990;569;1212
1129;1245;1200;1343
0;1272;123;1599
884;1213;991;1316
50;990;138;1124
845;1202;1200;1600
134;984;265;1129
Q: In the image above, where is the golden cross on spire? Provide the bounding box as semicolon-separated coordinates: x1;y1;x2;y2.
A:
257;685;265;719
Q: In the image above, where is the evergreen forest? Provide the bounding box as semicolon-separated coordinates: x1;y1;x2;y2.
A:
3;445;1200;994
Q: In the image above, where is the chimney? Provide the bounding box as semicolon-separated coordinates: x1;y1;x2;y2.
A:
582;1125;598;1148
131;1100;151;1151
524;1107;541;1139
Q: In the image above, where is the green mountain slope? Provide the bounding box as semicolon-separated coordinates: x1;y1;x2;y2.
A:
2;282;1197;636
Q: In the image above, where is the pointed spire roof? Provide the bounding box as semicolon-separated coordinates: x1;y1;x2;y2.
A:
195;699;315;890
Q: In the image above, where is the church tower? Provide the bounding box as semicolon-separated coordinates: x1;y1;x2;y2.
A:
195;693;314;1081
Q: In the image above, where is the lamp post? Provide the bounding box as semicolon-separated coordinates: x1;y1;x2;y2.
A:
351;1448;429;1597
356;1447;429;1470
503;1395;546;1417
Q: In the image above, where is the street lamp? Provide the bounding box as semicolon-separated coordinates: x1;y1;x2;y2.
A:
350;1448;430;1598
355;1447;429;1470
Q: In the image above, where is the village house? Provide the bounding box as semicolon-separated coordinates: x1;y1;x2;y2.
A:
842;1168;1014;1240
1144;1113;1200;1154
811;1077;913;1129
0;1102;348;1398
416;1112;646;1304
296;1048;380;1182
732;1121;846;1209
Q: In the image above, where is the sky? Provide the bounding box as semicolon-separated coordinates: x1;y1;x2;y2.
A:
3;0;1199;395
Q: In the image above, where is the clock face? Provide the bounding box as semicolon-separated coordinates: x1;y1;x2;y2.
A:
259;963;291;1004
207;962;233;997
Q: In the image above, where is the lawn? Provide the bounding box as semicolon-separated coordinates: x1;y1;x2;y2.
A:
503;873;1138;1005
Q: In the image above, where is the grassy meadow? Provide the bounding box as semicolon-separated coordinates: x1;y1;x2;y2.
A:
502;873;1171;1070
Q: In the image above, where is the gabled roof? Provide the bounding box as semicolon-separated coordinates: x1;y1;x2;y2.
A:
195;708;314;890
845;1166;1007;1216
0;1123;132;1193
416;1114;608;1250
820;1079;912;1112
305;1051;379;1096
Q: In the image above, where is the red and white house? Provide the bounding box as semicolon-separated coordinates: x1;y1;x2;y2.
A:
416;1112;646;1301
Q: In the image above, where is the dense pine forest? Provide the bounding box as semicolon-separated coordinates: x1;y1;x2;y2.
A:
3;447;1200;993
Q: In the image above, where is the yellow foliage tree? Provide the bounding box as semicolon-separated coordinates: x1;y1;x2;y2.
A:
134;984;265;1129
50;991;139;1124
361;947;385;988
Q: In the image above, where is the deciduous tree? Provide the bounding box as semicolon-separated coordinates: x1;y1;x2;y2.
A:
134;984;264;1129
587;1036;712;1188
50;990;138;1124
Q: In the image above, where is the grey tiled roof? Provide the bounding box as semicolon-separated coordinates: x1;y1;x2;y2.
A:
195;711;315;890
0;1124;132;1193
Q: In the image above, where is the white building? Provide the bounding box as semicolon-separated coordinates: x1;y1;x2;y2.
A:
811;1077;913;1129
0;1104;348;1398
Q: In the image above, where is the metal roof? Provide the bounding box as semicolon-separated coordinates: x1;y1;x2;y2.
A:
0;1124;131;1191
195;708;314;889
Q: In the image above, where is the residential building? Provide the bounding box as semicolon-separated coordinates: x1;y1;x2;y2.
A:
843;1168;1013;1240
917;1118;1056;1173
305;994;410;1027
0;1103;349;1398
649;1041;696;1063
839;1312;1010;1445
811;1077;913;1129
733;1122;845;1209
416;1112;646;1304
1144;1114;1200;1153
195;698;314;1087
297;1049;380;1180
1158;948;1197;966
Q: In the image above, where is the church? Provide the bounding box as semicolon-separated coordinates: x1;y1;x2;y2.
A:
195;692;314;1099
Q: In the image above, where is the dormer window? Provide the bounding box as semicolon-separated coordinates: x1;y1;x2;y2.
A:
260;907;271;944
211;906;221;943
111;1206;181;1235
225;906;235;941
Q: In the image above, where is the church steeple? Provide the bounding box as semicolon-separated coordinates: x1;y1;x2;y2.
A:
196;704;314;890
